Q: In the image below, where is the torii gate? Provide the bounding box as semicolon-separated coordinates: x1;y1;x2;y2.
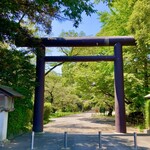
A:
16;36;136;133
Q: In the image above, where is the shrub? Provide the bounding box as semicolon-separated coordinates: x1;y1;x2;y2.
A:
0;49;35;138
145;100;150;129
8;103;33;138
44;102;52;122
126;111;144;125
82;101;92;111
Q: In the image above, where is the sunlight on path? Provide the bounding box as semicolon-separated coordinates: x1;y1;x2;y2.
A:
44;112;139;134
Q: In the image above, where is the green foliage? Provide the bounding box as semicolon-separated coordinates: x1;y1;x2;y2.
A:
137;124;145;132
126;111;144;125
59;0;150;118
124;73;145;112
83;101;92;111
44;102;52;123
8;104;32;137
0;0;95;43
127;0;150;94
97;0;150;116
60;30;86;38
95;0;113;6
145;100;150;129
50;111;76;118
45;72;82;113
60;30;115;114
128;0;150;49
63;60;115;114
97;0;135;36
0;48;35;137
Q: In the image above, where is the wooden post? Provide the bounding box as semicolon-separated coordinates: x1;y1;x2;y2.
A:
33;47;45;132
114;43;126;133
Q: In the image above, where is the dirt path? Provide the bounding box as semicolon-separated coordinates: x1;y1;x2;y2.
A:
44;112;139;134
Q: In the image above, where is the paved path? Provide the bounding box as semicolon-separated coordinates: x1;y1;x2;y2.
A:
44;112;139;134
1;112;150;150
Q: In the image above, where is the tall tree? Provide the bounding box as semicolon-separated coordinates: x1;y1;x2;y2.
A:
0;0;95;44
0;48;35;136
97;0;150;114
128;0;150;93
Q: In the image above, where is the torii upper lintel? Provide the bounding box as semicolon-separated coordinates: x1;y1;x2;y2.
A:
16;36;136;47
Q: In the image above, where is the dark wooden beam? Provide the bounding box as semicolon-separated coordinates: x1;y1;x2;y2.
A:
44;56;115;62
16;36;136;47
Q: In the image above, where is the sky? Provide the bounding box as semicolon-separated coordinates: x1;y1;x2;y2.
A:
51;2;109;37
46;2;109;73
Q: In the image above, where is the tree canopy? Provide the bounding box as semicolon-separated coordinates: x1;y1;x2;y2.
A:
0;0;95;43
97;0;150;114
0;48;35;136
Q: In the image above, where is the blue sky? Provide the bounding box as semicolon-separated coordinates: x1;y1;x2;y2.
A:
46;2;109;73
51;2;109;37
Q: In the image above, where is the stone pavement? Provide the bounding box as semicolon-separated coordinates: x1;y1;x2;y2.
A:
1;113;150;150
0;132;150;150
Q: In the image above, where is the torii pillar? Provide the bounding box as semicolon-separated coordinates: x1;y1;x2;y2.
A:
114;43;126;133
33;47;45;132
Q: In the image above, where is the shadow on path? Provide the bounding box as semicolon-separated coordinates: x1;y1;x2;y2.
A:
78;117;115;126
1;132;150;150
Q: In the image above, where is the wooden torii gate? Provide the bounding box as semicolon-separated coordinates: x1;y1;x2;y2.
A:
16;36;136;133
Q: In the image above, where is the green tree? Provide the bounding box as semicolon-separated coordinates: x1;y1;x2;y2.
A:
59;30;115;115
0;48;35;136
70;61;115;115
61;43;115;115
128;0;150;93
0;0;95;43
97;0;150;117
45;72;81;113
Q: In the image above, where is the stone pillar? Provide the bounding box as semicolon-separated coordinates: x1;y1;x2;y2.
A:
0;111;8;141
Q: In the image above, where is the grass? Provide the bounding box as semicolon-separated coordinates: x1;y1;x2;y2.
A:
43;111;80;124
91;112;115;119
50;111;77;118
137;124;145;132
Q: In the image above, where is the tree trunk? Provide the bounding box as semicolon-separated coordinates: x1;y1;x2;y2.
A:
108;107;113;116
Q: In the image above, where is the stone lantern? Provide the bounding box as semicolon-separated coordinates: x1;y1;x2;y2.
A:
0;85;23;142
